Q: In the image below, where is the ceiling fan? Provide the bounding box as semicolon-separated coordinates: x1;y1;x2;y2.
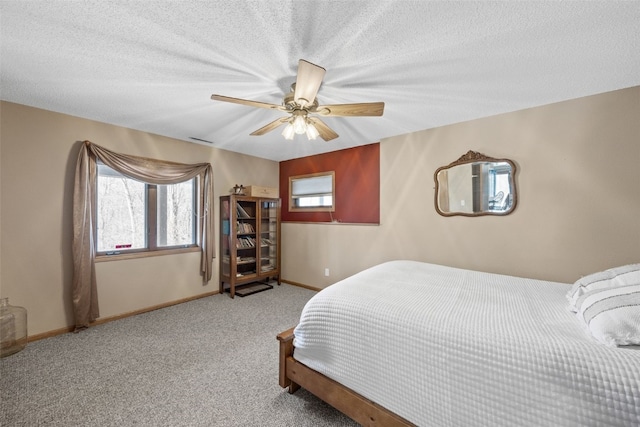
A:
211;59;384;141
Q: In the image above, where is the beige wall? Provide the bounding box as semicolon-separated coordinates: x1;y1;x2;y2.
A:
2;86;639;337
282;87;640;288
0;101;279;336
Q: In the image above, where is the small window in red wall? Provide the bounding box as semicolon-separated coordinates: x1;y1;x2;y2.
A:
289;172;335;212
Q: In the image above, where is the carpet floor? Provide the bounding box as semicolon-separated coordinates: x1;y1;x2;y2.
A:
0;283;358;426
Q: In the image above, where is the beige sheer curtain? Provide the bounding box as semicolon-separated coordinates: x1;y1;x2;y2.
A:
72;141;215;330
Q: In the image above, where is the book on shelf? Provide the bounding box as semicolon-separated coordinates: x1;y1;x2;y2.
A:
237;270;256;277
260;264;275;272
236;204;251;218
224;255;256;263
236;221;254;233
236;236;256;248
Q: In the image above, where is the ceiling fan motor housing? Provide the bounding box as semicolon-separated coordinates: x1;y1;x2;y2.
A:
283;91;318;112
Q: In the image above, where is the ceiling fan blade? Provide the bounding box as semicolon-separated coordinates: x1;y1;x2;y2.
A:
211;94;285;111
307;117;338;141
250;117;290;136
294;59;326;108
316;102;385;117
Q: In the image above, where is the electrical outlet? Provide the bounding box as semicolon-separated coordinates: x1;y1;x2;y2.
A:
324;268;330;277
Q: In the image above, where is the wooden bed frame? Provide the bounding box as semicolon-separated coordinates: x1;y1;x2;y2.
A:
277;327;415;427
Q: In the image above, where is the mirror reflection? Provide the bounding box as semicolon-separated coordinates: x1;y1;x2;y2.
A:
434;151;517;217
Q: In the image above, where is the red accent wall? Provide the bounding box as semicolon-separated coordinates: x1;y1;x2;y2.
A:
280;143;380;223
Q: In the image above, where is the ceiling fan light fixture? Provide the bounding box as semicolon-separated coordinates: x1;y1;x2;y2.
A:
293;114;307;134
282;123;295;140
306;122;319;140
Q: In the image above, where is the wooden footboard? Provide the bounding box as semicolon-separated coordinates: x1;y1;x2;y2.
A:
277;327;415;427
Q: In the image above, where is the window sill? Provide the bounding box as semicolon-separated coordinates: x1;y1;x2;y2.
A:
95;246;200;263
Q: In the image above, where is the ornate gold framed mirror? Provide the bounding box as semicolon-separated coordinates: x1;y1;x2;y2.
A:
434;151;517;217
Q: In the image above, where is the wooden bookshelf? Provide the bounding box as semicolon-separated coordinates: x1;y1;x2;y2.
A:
219;195;281;298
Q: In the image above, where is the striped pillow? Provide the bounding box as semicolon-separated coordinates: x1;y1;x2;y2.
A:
567;264;640;312
575;284;640;347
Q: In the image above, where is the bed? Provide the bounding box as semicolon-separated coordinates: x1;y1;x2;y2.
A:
277;260;640;426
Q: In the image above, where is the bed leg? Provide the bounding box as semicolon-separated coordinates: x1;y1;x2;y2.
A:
288;381;300;394
277;327;298;392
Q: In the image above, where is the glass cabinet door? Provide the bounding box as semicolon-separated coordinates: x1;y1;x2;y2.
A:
220;197;231;278
259;200;279;274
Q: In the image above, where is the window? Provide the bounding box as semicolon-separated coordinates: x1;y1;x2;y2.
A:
96;163;197;254
289;171;335;212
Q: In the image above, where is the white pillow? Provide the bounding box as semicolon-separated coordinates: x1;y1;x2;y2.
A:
567;263;640;312
576;284;640;347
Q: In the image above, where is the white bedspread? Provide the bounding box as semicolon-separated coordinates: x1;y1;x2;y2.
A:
293;260;640;426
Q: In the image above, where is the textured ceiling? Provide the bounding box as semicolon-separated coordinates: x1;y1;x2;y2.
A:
1;1;639;161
